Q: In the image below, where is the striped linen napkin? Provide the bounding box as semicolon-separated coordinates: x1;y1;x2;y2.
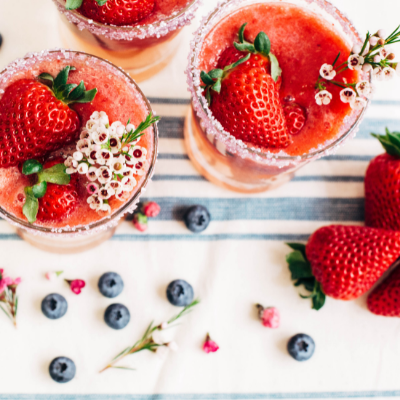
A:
2;0;400;398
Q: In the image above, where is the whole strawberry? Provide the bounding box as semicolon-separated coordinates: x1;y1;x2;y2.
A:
0;66;97;169
66;0;155;26
365;129;400;231
286;225;400;310
367;265;400;317
21;157;78;224
200;23;292;149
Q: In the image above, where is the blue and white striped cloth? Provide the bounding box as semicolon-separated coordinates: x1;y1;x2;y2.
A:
1;0;400;399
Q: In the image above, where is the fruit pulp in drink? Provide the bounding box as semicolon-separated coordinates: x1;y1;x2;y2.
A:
186;1;360;190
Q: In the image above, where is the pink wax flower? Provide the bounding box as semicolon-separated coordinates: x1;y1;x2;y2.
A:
0;280;7;295
133;213;148;232
203;334;219;354
65;279;86;295
13;277;22;285
0;268;21;327
256;304;280;329
143;201;161;218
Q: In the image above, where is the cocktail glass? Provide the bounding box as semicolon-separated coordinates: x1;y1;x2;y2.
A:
0;49;158;253
53;0;202;82
185;0;368;193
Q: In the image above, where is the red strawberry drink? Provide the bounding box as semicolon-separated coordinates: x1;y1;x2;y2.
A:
185;0;367;193
53;0;201;82
0;50;158;252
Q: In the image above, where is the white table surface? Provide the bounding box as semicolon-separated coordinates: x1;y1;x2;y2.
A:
1;0;400;399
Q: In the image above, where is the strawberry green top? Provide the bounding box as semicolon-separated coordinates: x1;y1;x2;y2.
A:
197;2;361;156
0;50;156;233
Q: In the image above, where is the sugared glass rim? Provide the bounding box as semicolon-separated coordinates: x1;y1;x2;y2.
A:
186;0;369;166
0;49;158;237
52;0;202;40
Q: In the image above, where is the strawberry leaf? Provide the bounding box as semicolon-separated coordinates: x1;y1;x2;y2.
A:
68;81;86;101
65;0;83;9
254;32;271;57
41;66;98;105
38;73;54;83
200;71;215;86
96;0;108;5
238;23;248;44
212;80;222;93
286;242;307;258
372;131;400;158
234;42;256;53
32;181;47;198
69;88;98;104
208;69;223;80
286;244;326;311
23;188;39;223
269;53;282;83
312;284;326;310
22;159;43;175
54;66;75;89
38;163;71;185
226;53;251;71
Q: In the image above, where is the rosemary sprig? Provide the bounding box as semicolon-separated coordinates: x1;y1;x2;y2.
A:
120;112;160;147
100;299;200;373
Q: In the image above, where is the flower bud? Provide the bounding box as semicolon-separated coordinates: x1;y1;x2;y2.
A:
378;29;386;39
387;53;396;61
362;63;373;73
351;44;362;55
369;36;379;46
203;334;219;354
378;38;385;46
374;55;382;63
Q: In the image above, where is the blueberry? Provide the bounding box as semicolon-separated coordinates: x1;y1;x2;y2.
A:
41;294;68;320
49;357;76;383
0;34;3;49
287;333;315;361
98;272;124;298
104;303;130;330
184;205;210;233
166;280;194;307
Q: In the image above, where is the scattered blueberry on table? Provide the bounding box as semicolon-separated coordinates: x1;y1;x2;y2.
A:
184;205;211;233
98;272;124;298
166;279;194;307
49;357;76;383
287;334;315;361
0;33;3;49
104;303;130;330
41;294;68;320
